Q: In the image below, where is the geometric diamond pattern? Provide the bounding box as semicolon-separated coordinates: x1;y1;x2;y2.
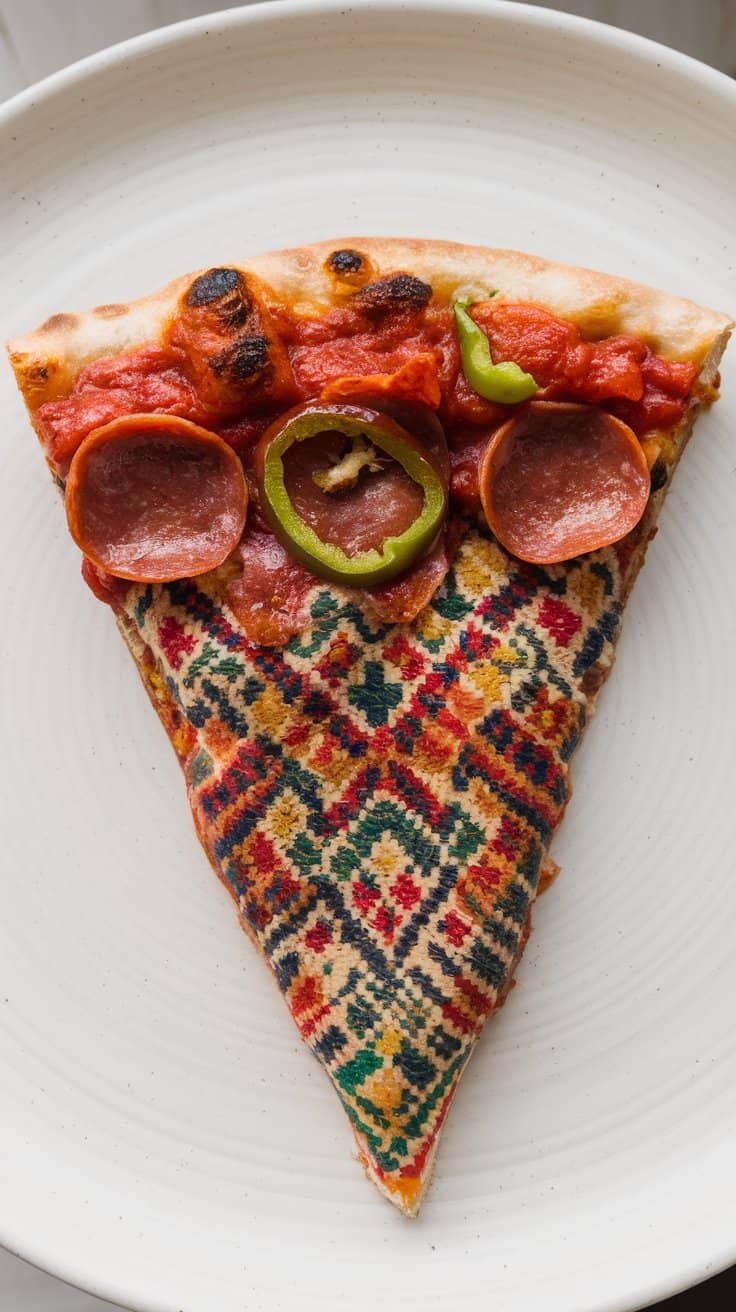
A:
116;516;634;1214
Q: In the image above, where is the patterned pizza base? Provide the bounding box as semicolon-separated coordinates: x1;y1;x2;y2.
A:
114;492;657;1214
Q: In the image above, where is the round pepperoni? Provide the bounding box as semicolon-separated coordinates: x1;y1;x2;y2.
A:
480;401;650;565
65;414;248;582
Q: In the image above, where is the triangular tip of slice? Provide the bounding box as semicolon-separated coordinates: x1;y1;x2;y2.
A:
353;1124;444;1218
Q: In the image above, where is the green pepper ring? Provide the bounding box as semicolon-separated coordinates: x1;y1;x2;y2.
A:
255;403;448;586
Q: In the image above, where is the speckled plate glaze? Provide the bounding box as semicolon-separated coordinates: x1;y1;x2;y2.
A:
1;3;735;1309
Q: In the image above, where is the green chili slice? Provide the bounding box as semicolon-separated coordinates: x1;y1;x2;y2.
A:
453;301;538;404
256;405;448;586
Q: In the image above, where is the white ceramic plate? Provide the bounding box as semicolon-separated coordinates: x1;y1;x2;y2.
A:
1;3;735;1309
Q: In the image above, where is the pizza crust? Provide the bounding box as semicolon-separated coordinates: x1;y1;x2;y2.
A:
7;238;732;417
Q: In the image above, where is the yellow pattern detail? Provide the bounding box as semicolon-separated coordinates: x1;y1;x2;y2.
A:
495;642;519;665
252;684;288;737
572;568;604;615
417;610;452;644
469;663;503;701
375;1029;403;1058
269;790;307;842
455;536;507;592
371;836;406;880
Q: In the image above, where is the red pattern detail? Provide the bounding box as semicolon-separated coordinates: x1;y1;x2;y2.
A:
444;911;471;945
371;904;400;942
389;872;421;910
250;831;276;873
537;596;582;647
352;880;380;917
384;763;451;832
305;920;333;952
382;634;427;682
317;634;361;686
442;1000;476;1035
436;707;469;740
455;975;493;1020
157;616;196;669
464;743;557;832
467;861;502;893
323;765;374;829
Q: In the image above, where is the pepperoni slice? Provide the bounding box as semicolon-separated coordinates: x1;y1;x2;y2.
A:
365;530;452;624
480;402;650;565
65;414;248;583
225;524;315;647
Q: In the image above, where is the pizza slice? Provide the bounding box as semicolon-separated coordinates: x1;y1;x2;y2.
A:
7;239;731;1214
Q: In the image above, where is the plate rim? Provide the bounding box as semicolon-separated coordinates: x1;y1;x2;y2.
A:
1;0;735;129
1;2;735;1309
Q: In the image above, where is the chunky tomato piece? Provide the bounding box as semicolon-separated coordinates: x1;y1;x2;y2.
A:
465;301;695;435
472;303;574;389
37;345;199;466
608;349;698;432
287;306;439;397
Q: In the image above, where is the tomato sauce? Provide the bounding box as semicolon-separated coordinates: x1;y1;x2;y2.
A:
452;302;696;423
37;345;200;468
39;298;697;475
40;289;698;549
43;287;699;630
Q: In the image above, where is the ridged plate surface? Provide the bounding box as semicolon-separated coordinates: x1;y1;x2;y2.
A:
0;3;734;1309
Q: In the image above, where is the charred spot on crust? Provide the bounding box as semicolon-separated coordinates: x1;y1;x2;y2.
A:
354;273;432;315
649;458;668;493
186;267;251;330
211;334;270;382
187;268;242;306
328;249;365;275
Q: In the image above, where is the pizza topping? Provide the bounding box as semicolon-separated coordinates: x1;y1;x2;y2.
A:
447;425;489;512
255;402;448;585
170;268;296;415
319;354;442;410
224;523;315;647
365;525;456;624
347;397;451;484
607;349;697;432
36;344;199;466
479;401;650;564
35;266;701;634
65;414;248;582
80;556;128;606
312;435;383;493
468;302;697;424
453;301;539;404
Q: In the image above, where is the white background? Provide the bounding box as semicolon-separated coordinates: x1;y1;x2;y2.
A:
0;2;733;1309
